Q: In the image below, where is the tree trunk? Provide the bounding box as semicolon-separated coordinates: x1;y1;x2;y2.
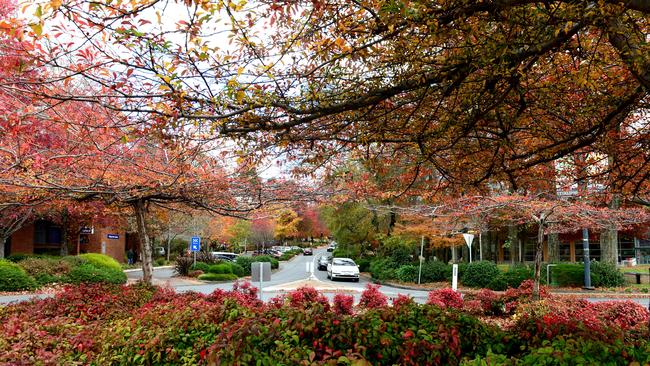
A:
0;234;7;259
508;225;518;264
600;194;620;264
532;221;545;301
547;233;560;262
60;209;69;256
134;199;154;285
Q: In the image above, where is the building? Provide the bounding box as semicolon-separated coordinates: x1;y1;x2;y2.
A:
5;219;126;262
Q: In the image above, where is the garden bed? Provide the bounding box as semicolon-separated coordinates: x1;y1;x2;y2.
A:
1;280;648;365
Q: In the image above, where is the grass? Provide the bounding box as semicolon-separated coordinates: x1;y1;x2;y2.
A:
620;264;650;274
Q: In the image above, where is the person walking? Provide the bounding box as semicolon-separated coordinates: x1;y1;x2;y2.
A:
127;249;135;265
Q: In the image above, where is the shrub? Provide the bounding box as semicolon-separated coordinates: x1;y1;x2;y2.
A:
230;263;245;277
358;283;388;308
427;288;463;309
67;263;127;284
191;261;211;273
487;265;533;291
461;261;500;288
154;257;167;266
208;263;233;274
591;300;650;329
356;257;371;272
0;260;37;291
236;255;278;276
392;294;415;309
197;273;238;281
78;253;122;271
421;260;452;282
174;256;194;276
5;253;34;262
19;257;72;285
590;261;625;288
551;263;584;287
474;289;502;315
333;293;355;315
369;258;398;281
195;251;218;264
188;270;204;277
287;286;330;311
396;264;419;282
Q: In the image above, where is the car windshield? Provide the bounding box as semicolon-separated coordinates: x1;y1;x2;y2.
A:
332;259;356;266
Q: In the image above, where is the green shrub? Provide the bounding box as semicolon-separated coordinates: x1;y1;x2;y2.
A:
396;265;419;282
551;263;584;287
67;264;127;284
236;256;278;276
230;263;245;277
208;263;233;274
486;265;534;291
590;261;625;288
191;261;211;273
356;257;371;273
461;261;500;288
421;260;452;282
5;253;35;262
369;258;398;281
78;253;122;271
0;260;37;291
197;273;238;281
154;257;167;266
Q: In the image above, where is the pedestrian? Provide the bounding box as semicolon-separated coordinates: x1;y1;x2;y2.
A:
127;249;135;265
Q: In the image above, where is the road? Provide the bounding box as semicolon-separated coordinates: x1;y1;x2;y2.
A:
1;248;649;306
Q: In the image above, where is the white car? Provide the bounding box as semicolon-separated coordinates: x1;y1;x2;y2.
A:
327;257;359;282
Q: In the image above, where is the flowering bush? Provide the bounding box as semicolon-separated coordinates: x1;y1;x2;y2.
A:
287;286;331;311
427;288;463;309
333;293;354;315
1;282;649;365
358;283;388;308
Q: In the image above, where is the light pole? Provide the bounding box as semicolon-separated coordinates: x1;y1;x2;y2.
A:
582;228;594;290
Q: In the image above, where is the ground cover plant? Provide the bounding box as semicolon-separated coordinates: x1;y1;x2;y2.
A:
0;254;125;290
1;280;648;365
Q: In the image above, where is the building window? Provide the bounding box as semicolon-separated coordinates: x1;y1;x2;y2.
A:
33;220;63;250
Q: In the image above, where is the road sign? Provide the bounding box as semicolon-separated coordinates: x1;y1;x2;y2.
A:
462;233;475;263
190;236;201;252
107;234;119;239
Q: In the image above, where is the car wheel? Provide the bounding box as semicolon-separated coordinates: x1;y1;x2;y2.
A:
354;278;359;282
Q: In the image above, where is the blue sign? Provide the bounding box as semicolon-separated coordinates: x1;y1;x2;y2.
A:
190;236;201;251
107;234;119;239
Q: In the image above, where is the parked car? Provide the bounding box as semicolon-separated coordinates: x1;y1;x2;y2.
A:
154;247;166;256
327;257;359;281
303;247;313;255
318;255;331;270
210;252;238;262
326;243;337;252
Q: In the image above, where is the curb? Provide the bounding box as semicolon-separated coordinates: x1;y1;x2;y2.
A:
123;265;174;273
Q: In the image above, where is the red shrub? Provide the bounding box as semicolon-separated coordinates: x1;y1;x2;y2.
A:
358;283;388;309
427;288;463;309
333;293;355;315
591;300;650;330
463;299;484;315
287;286;330;311
501;280;550;314
392;294;415;309
475;289;500;314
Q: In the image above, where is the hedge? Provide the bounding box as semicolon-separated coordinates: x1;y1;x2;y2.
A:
78;253;123;272
235;256;279;276
0;260;37;291
461;261;500;288
67;263;127;284
197;273;238;281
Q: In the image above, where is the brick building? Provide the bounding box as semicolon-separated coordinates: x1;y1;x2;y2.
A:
5;219;126;263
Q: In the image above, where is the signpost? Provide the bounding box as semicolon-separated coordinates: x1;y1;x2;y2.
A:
418;236;425;284
252;262;271;300
190;236;201;267
462;233;475;263
452;264;458;291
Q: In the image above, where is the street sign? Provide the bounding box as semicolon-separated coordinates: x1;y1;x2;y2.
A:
107;234;119;239
462;233;475;263
80;227;93;234
252;262;271;282
190;236;201;252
